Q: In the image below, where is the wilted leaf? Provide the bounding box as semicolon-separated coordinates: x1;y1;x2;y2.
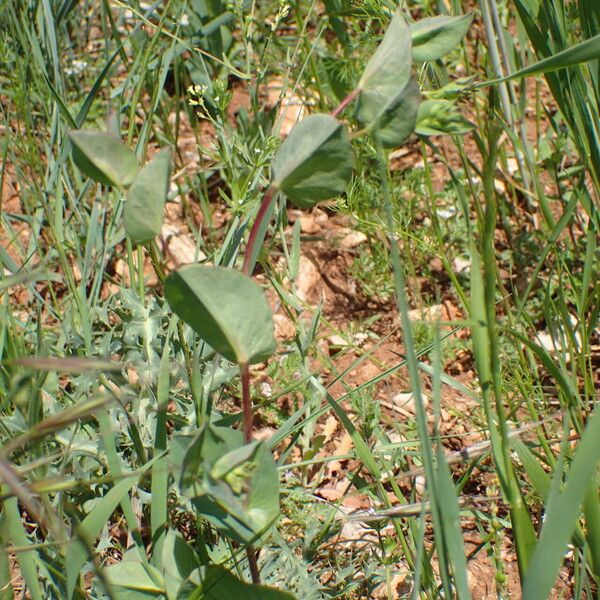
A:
165;265;276;365
410;13;473;62
125;147;172;244
271;113;354;208
415;99;474;135
68;130;139;188
356;9;420;147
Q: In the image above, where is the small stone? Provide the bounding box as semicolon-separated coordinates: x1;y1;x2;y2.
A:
328;334;347;347
453;256;470;274
391;392;429;414
408;304;442;322
300;214;319;234
295;255;320;302
273;313;295;340
339;230;368;249
414;475;426;496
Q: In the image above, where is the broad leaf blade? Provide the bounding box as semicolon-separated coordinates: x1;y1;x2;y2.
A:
162;530;200;600
271;113;353;208
366;78;421;147
410;14;473;62
125;147;172;244
356;10;420;147
164;265;276;365
68;130;139;188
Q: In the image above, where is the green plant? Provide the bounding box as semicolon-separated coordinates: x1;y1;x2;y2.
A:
2;1;600;598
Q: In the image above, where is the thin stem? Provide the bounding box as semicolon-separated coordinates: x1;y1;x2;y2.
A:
242;186;275;276
240;362;260;583
330;87;359;118
241;363;252;443
241;88;358;277
246;546;261;585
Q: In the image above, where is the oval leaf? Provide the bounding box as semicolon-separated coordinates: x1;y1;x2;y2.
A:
410;13;473;62
68;130;139;188
368;78;421;147
164;264;275;365
125;147;172;244
356;9;420;147
271;113;354;208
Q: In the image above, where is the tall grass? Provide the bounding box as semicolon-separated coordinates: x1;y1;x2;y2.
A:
0;0;598;598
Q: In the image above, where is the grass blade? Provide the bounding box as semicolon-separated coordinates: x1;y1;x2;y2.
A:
522;407;600;598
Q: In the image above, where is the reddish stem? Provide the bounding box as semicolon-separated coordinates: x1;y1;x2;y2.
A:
241;363;252;444
242;186;276;276
330;87;359;118
240;363;261;582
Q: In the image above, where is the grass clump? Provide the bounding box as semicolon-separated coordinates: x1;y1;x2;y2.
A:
0;1;599;599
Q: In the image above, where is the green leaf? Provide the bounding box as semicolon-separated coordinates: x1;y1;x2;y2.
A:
483;32;600;86
66;475;139;599
194;441;280;544
125;147;172;245
271;113;354;208
356;10;421;147
164;265;276;365
410;14;473;62
173;426;280;545
415;99;475;136
361;78;421;148
104;560;165;598
195;565;296;599
522;406;600;599
162;530;200;600
68;130;139;188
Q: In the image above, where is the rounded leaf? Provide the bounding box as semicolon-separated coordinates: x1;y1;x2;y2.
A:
68;130;139;188
362;78;421;148
125;147;172;244
164;265;275;365
271;113;354;208
356;9;421;147
410;14;473;62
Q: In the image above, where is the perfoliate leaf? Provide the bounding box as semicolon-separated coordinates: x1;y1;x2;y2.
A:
173;426;280;545
415;99;474;136
410;13;473;62
271;113;354;208
165;264;276;365
194;565;297;600
125;147;172;244
356;9;421;147
368;78;421;147
68;130;139;188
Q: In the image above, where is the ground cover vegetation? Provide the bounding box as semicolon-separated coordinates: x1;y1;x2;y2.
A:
0;0;599;598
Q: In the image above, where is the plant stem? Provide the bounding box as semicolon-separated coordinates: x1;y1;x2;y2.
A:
246;546;261;585
241;89;359;277
242;186;276;276
330;87;359;118
240;362;260;583
241;363;252;443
